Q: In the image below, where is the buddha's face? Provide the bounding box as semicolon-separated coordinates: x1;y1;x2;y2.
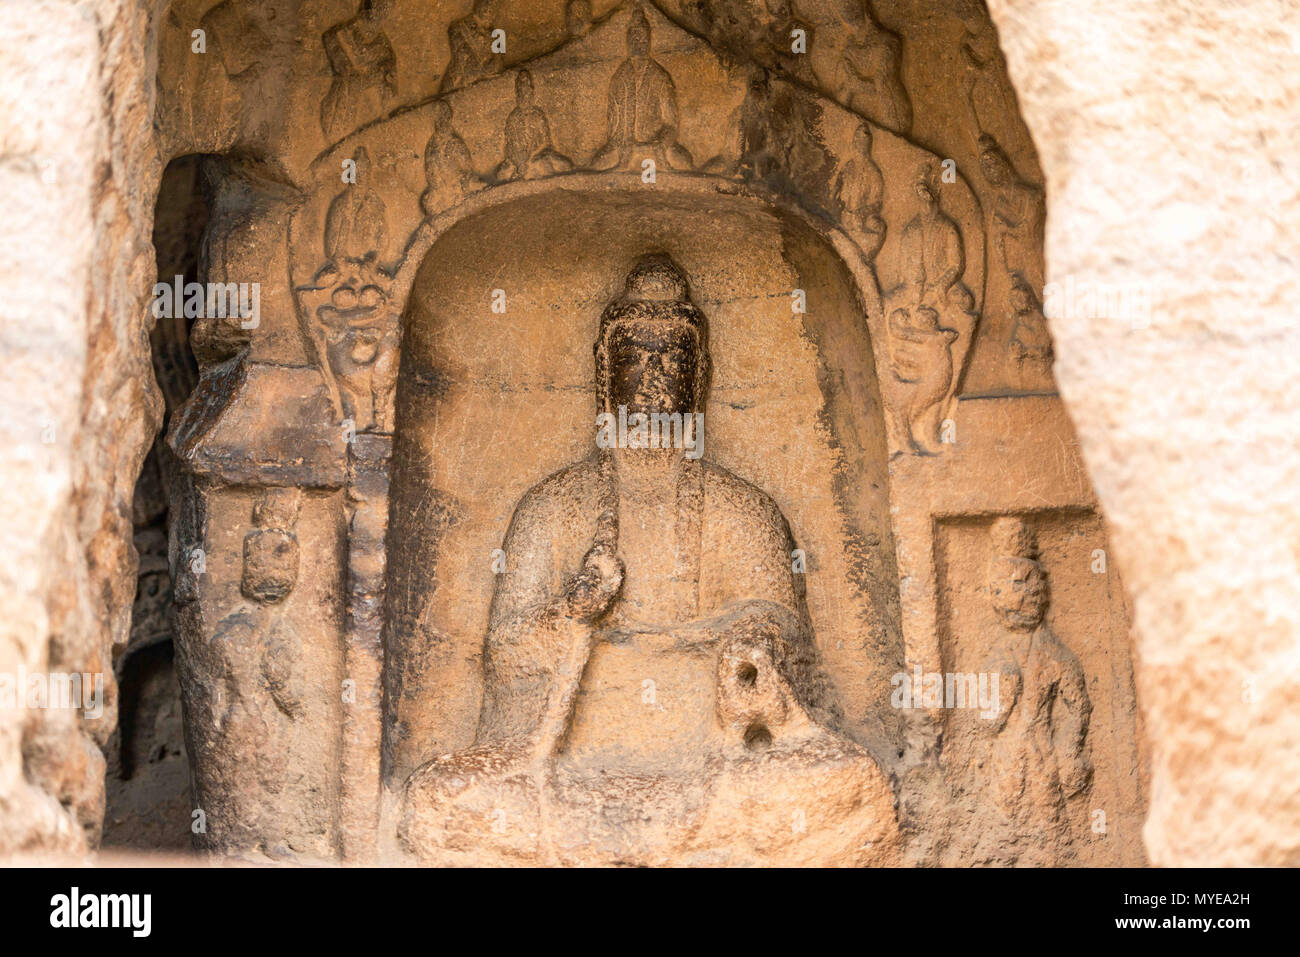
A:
990;556;1048;630
606;322;699;417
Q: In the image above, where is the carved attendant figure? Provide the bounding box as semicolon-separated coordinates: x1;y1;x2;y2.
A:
835;120;887;260
978;134;1045;297
320;0;397;142
982;517;1092;865
324;147;386;263
1008;279;1053;378
565;0;594;38
831;1;912;134
590;9;694;172
900;164;967;313
399;255;897;865
440;0;503;93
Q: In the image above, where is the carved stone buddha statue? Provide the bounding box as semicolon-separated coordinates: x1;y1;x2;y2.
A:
399;255;899;865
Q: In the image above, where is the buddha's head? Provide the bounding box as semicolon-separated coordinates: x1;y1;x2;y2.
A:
988;517;1048;631
595;254;710;419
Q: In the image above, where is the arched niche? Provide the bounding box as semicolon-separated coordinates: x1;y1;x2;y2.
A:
382;184;906;784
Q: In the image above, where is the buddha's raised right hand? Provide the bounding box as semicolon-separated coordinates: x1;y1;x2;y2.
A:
561;509;624;621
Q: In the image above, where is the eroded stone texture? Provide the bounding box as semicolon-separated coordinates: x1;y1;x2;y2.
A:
139;0;1146;867
986;0;1300;866
2;0;1166;866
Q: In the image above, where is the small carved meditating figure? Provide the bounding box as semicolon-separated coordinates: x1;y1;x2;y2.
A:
400;255;898;865
421;100;482;216
493;70;573;182
590;9;694;172
980;517;1092;865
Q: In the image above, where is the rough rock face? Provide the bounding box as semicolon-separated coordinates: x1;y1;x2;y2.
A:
0;0;161;856
986;0;1300;867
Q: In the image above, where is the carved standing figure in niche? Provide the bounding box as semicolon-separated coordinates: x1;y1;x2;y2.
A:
957;0;1020;157
980;517;1092;866
834;120;887;260
737;67;781;181
294;148;400;432
590;8;694;172
184;488;307;856
440;0;503;93
399;255;897;865
320;0;397;143
738;69;834;200
421;100;482;216
494;70;573;182
885;163;974;453
886;305;958;455
163;0;244;148
195;0;287;145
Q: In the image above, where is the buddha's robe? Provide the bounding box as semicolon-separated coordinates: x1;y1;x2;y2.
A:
400;453;899;865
